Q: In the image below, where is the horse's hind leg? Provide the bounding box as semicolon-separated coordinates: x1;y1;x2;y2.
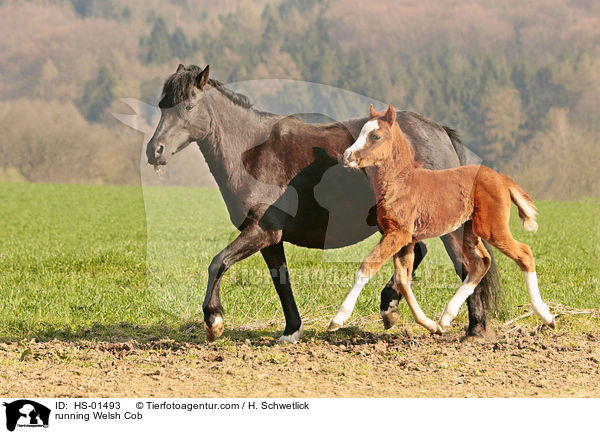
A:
381;241;427;329
479;225;555;327
392;245;442;334
260;242;303;343
203;222;282;342
439;226;491;331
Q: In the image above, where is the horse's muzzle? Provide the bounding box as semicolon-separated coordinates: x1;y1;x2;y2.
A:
146;141;167;165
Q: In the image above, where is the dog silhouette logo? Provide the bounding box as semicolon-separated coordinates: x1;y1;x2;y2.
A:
3;400;50;431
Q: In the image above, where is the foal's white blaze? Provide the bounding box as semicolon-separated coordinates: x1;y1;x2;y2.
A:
523;271;554;324
343;119;379;167
330;270;370;327
439;277;478;329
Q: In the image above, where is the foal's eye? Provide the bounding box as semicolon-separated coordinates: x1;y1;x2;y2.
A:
185;104;194;111
371;134;381;141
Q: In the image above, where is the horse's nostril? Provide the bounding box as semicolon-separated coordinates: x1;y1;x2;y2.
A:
155;145;164;157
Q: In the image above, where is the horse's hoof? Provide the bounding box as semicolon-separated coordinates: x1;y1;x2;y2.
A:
548;317;556;329
204;316;225;342
460;333;484;343
278;323;304;344
465;324;485;338
327;320;343;332
381;310;399;330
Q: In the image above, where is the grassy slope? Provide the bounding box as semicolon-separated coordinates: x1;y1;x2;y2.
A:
0;182;598;340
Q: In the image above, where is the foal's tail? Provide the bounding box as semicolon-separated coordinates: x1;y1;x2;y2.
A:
505;177;538;232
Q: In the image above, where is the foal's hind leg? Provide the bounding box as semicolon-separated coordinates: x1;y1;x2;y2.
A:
441;231;488;337
478;224;555;327
439;227;491;331
392;245;442;334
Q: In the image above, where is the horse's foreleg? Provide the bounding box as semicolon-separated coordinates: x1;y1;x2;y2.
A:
203;223;281;342
260;243;303;344
441;230;487;337
329;230;410;331
392;246;442;334
380;241;427;329
439;230;491;331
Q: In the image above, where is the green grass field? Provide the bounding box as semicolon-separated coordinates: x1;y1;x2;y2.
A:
0;181;598;341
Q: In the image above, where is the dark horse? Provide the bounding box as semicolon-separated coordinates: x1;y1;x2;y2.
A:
146;64;500;343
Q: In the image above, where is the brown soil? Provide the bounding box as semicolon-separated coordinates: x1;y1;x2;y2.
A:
1;319;599;398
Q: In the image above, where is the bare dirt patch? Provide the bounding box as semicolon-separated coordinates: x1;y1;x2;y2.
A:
1;318;599;398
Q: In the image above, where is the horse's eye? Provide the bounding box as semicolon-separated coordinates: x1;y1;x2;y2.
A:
371;134;380;141
185;104;194;111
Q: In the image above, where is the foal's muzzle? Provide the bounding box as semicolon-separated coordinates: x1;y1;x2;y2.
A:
342;149;360;168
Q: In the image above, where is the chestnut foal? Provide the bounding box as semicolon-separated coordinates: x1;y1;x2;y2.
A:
329;104;555;334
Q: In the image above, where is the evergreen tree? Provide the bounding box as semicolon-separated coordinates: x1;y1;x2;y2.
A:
170;27;191;60
77;66;116;122
144;17;173;64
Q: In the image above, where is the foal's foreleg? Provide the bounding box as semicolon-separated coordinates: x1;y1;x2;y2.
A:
392;245;442;334
328;231;410;331
439;234;491;331
381;242;427;329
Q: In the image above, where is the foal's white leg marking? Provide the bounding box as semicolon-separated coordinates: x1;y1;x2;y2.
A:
400;282;442;334
278;322;304;344
439;276;478;330
212;316;223;325
329;270;370;329
343;120;379;168
523;271;555;325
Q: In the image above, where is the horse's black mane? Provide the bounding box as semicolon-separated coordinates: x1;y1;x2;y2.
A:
158;65;253;109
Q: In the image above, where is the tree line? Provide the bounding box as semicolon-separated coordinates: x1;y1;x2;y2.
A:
0;0;597;198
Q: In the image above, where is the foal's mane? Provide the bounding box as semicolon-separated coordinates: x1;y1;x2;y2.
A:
158;65;254;109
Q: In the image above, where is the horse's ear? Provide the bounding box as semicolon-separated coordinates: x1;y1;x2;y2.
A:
369;104;378;118
176;64;185;73
196;65;210;89
385;104;396;125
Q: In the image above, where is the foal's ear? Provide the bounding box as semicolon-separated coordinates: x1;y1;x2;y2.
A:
385;104;396;125
195;65;210;89
369;104;378;118
176;63;185;73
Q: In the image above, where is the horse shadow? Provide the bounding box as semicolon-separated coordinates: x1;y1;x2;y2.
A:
0;321;419;349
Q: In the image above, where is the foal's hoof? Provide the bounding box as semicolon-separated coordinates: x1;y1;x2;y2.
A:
547;317;556;329
204;316;225;342
435;322;449;335
433;323;445;335
278;323;304;344
381;310;399;330
327;320;343;332
429;322;444;335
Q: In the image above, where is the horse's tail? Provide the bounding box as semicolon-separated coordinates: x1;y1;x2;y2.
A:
506;177;538;232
